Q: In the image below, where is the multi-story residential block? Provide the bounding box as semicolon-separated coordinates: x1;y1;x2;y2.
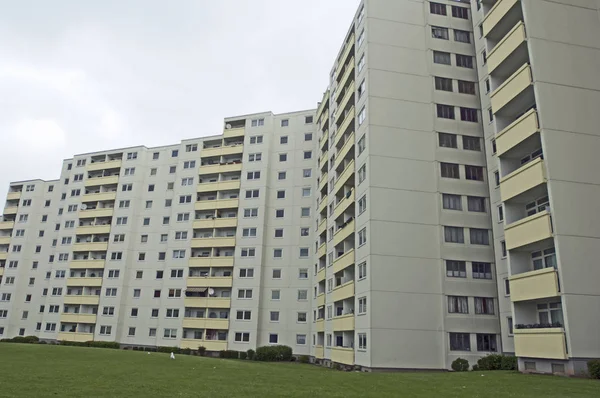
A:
2;0;599;375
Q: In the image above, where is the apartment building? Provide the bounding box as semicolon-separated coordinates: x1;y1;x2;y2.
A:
475;0;600;375
0;110;318;354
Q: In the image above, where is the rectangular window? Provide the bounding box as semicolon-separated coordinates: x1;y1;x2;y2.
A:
430;2;446;15
444;226;464;243
358;228;367;246
462;136;481;151
358;261;367;279
440;162;460;179
458;80;476;94
452;6;469;19
432;26;449;40
358;333;367;350
465;165;484;181
467;196;486;212
448;296;469;313
438;132;457;148
358;297;367;314
437;104;455;119
476;334;498;352
460;107;478;122
472;262;492;280
470;229;489;245
434;77;453;92
442;194;462;210
497;205;504;222
433;51;451;65
456;54;473;68
446;260;466;278
358;195;367;214
454;29;471;43
358;164;367;183
449;333;471;351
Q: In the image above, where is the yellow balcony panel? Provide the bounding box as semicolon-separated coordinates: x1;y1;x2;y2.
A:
487;22;527;74
320;130;329;151
514;328;567;360
334;161;355;195
332;281;355;302
182;318;230;330
79;208;114;219
189;256;234;267
317;293;326;307
0;237;10;245
3;207;17;215
335;33;355;77
198;163;242;175
187;276;233;288
318;243;327;259
333;219;355;247
318;197;328;215
338;58;355;93
0;267;4;277
334;133;355;170
333;249;355;274
316;319;325;332
69;260;106;270
60;313;98;324
317;268;326;283
6;192;21;201
509;267;560;302
0;252;7;261
317;218;327;236
73;242;109;252
195;199;239;211
193;217;237;229
184;297;231;309
336;107;355;141
201;144;244;158
185;339;228;351
66;277;103;287
63;295;101;306
0;221;15;230
482;0;520;38
319;152;328;170
505;210;553;251
84;175;119;187
331;347;355;365
197;180;241;193
319;172;328;192
316;90;330;121
223;127;245;139
86;159;122;172
490;64;532;114
315;345;325;359
82;192;117;202
335;81;356;123
58;332;95;343
332;314;355;331
76;225;112;235
333;190;355;221
496;109;539;157
191;237;236;248
500;157;546;202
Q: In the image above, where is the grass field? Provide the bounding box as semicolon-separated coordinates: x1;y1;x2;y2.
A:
0;344;598;397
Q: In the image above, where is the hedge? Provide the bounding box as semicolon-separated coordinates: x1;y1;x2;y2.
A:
255;345;293;362
451;358;469;372
219;350;240;359
0;336;39;344
476;354;517;371
588;360;600;379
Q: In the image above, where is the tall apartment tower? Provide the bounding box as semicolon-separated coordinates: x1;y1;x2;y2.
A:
0;110;318;354
311;0;500;370
475;0;600;374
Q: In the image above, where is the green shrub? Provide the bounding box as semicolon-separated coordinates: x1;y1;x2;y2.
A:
1;336;40;344
181;348;192;355
239;351;248;360
588;360;600;379
38;340;48;345
477;354;503;370
500;355;517;370
198;346;207;356
157;346;180;354
255;345;293;362
246;349;255;360
451;358;469;372
298;355;310;364
219;350;239;359
472;365;479;371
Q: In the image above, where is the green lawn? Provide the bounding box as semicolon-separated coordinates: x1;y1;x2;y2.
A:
0;344;597;397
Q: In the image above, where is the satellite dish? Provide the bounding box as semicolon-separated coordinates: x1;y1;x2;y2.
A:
80;204;87;210
208;288;215;296
225;124;232;129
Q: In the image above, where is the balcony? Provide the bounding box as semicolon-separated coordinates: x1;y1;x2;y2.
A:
490;64;533;115
69;260;106;270
315;345;325;359
6;192;21;200
201;144;243;158
79;209;114;220
331;347;355;365
317;267;326;283
333;190;355;221
318;196;328;215
182;318;229;330
66;277;103;287
332;314;355;331
73;242;109;252
318;243;327;259
496;109;539;157
0;267;4;277
183;297;231;309
332;281;355;302
333;219;355;247
337;107;355;139
316;319;325;332
316;90;330;121
333;249;355;274
505;210;553;251
317;218;327;236
319;172;328;192
482;0;521;39
3;206;17;215
198;163;242;175
189;256;234;267
334;134;355;170
64;295;101;306
223;127;245;139
319;152;328;171
0;236;10;245
514;328;568;359
337;57;355;92
500;157;546;202
86;159;122;172
334;161;355;196
487;22;527;76
82;192;117;202
197;180;241;193
181;339;228;351
76;225;112;235
191;237;236;248
0;252;7;261
84;175;119;187
57;332;95;343
320;130;329;151
335;81;355;124
317;293;325;307
193;218;237;229
187;276;233;288
510;267;560;302
335;33;355;78
195;199;239;211
60;313;98;324
0;221;14;230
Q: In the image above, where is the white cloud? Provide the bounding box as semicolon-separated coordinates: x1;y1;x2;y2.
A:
12;119;67;149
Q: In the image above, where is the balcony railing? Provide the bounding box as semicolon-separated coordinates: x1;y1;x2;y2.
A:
505;210;553;250
509;267;559;302
514;327;567;359
500;157;546;202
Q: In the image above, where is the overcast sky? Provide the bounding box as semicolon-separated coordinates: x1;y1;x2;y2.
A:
0;0;357;202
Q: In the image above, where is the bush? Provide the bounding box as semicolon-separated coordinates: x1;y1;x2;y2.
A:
472;365;479;371
246;349;255;360
1;336;39;344
298;355;310;364
477;354;503;371
181;348;192;356
157;346;180;354
255;345;293;362
198;346;207;356
501;355;517;371
219;350;239;359
239;351;248;360
38;340;48;344
588;360;600;379
451;358;469;372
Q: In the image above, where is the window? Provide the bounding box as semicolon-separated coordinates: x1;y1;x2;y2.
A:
434;77;452;91
430;2;446;15
300;227;309;237
110;252;123;260
248;153;262;162
358;333;367;350
235;332;250;342
460;107;478;122
271;290;281;300
357;79;366;98
276;190;286;199
162;216;170;225
236;310;251;320
494;171;500;187
452;6;469;19
358;297;367;314
463;136;481;151
246;171;261;180
241;248;255;257
358;194;367;215
279;153;287;162
273;249;283;258
477;334;497;352
470;229;489;245
301;207;310;217
175;231;188;240
358;228;367;246
448;296;469;313
458;80;476;95
358;106;366;125
358;135;366;155
473;262;492;279
449;333;471;351
442;194;462;210
238;289;253;299
485;79;491;93
168;289;182;298
179;195;192;204
441;162;460;179
537;302;564;325
358;54;365;73
170;269;184;278
438;132;457;148
358;164;367;183
251;118;265;127
297;290;308;301
121;183;133;192
166;309;180;318
467;196;486;212
299;248;309;258
474;297;495;315
357;29;365;47
432;26;449;40
185;143;198;152
172;250;186;259
280;119;289;127
465;165;484;181
108;270;120;278
437;104;455;119
456;54;473;69
270;311;280;322
244;208;258;218
446;260;466;278
302;187;311;197
526;196;550;216
164;329;177;339
433;51;451;65
501;240;507;258
245;189;259;199
497;205;504;222
532;247;557;270
102;306;115;316
303;151;312;159
99;326;112;335
171;149;179;157
454;29;471;43
444;226;464;243
242;228;257;238
177;213;190;222
105;288;117;297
